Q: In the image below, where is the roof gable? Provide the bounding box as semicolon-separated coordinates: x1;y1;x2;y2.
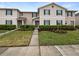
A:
38;3;67;10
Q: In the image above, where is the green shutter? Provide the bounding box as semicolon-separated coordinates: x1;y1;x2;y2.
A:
61;10;62;15
56;10;58;15
44;10;45;15
49;10;50;15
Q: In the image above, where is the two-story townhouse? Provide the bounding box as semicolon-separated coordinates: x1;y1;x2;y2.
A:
0;8;19;26
0;8;35;27
0;3;77;27
37;3;76;25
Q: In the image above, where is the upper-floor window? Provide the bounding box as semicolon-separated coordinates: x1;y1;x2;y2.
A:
44;9;50;15
56;10;63;15
44;20;50;25
67;12;73;17
6;9;12;15
5;20;12;25
32;12;37;17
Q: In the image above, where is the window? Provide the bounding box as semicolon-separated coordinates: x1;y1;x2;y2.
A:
70;21;74;25
32;13;37;17
56;10;63;15
56;20;62;25
65;21;67;25
67;12;73;17
6;9;12;15
6;20;12;25
44;20;50;25
44;9;50;15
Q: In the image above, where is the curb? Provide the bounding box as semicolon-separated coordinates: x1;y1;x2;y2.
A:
55;46;66;56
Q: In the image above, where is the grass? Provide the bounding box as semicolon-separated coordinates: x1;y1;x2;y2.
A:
39;30;79;45
0;30;8;33
0;31;32;46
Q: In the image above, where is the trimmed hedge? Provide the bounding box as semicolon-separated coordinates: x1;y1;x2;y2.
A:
38;25;76;31
75;25;79;29
19;25;35;31
0;25;16;30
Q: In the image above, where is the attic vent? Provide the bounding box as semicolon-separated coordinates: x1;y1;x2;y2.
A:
52;6;54;8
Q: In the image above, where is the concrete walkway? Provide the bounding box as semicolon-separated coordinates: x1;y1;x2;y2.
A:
1;28;79;56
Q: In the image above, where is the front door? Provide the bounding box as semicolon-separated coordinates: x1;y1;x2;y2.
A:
35;21;39;25
17;20;22;27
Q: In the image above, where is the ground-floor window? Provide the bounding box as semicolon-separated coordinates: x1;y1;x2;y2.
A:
44;20;50;25
56;20;62;25
70;21;74;25
6;20;12;25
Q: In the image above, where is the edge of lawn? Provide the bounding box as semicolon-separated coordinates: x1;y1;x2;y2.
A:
0;30;33;47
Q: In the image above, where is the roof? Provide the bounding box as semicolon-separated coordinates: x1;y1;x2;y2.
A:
66;10;77;12
38;3;77;12
38;3;67;10
0;8;20;12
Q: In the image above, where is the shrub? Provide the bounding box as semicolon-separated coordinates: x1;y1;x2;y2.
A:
75;25;79;29
54;30;67;33
38;25;75;31
0;25;16;30
19;25;35;31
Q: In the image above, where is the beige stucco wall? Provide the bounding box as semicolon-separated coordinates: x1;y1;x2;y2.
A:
39;4;76;25
0;9;19;25
22;12;32;25
75;15;79;25
39;4;66;25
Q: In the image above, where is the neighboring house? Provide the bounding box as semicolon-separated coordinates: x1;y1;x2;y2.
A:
0;3;77;27
35;3;77;25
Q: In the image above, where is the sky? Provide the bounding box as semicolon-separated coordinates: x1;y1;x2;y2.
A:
0;2;79;12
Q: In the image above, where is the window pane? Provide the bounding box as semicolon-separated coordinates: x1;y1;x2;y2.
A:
44;9;50;15
44;20;50;25
56;10;62;15
6;10;12;15
56;20;62;25
6;20;12;25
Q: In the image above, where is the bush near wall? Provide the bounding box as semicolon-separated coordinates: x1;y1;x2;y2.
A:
75;25;79;29
38;25;76;31
0;25;16;30
19;25;35;31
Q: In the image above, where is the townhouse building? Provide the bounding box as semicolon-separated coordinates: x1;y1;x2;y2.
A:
0;3;77;27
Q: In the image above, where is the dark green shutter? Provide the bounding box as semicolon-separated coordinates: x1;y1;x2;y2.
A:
56;10;58;15
61;10;62;15
6;20;7;24
6;10;7;15
44;10;45;15
11;10;12;15
44;20;45;25
49;10;50;15
11;20;12;24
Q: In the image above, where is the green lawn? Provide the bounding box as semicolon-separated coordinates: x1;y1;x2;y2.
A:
0;30;8;33
0;31;32;46
39;30;79;45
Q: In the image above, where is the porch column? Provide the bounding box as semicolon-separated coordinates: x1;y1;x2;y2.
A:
22;20;24;25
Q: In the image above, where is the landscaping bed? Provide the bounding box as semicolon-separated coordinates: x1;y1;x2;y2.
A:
39;30;79;45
